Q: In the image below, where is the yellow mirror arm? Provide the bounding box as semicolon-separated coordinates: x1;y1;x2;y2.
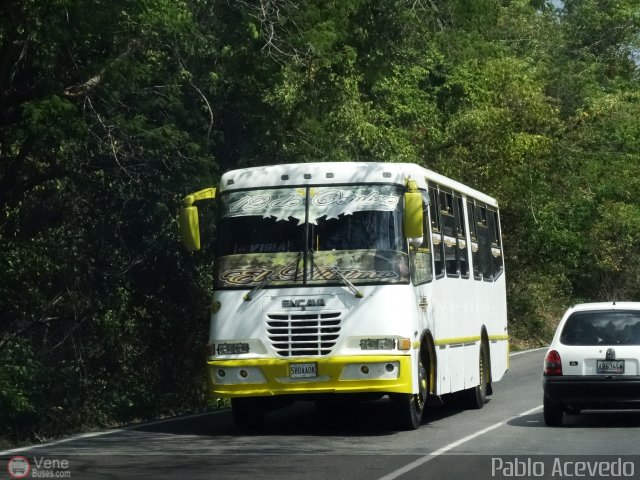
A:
183;187;216;207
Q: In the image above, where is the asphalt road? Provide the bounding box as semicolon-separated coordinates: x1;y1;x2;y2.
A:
3;348;640;479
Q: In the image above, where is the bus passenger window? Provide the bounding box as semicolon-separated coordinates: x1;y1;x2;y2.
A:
475;204;493;281
440;189;458;277
411;191;433;285
468;199;481;280
429;186;440;233
488;209;504;279
429;186;444;278
454;194;469;278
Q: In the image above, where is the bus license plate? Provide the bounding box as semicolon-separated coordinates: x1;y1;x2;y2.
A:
597;359;624;374
290;363;317;379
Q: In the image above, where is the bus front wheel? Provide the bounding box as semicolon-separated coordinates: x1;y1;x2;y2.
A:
390;357;427;430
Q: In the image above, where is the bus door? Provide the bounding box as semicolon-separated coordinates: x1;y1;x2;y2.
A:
408;188;435;383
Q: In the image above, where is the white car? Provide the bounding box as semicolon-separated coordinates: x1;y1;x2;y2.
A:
542;302;640;426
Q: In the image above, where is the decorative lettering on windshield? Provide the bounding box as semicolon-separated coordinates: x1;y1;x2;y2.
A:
219;268;275;285
215;250;408;288
215;185;409;288
218;266;399;287
221;187;400;223
228;193;303;215
222;188;306;222
310;189;399;222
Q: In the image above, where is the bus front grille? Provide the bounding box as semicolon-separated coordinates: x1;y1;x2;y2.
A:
266;312;342;357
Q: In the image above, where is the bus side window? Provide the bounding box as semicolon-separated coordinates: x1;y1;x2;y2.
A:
475;204;494;282
468;199;481;281
454;194;469;278
411;190;433;285
488;209;504;279
429;186;444;278
440;189;458;277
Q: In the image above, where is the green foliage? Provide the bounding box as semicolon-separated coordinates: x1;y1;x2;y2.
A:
1;0;217;445
1;0;640;444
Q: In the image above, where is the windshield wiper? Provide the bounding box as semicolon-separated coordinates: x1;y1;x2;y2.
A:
243;254;303;301
243;272;275;301
308;250;363;298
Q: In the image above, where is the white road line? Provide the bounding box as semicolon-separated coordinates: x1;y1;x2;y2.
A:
1;347;546;457
0;410;226;456
510;346;547;356
377;404;543;480
0;429;122;456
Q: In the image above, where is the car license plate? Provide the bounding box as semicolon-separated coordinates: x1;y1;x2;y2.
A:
289;362;317;378
597;359;625;374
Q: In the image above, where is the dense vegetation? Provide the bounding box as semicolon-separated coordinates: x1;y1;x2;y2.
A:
1;0;639;446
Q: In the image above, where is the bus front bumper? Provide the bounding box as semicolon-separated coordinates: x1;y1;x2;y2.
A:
207;355;413;398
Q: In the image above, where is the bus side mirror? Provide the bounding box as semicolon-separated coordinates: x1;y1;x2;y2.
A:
179;187;216;252
403;181;424;242
179;206;201;252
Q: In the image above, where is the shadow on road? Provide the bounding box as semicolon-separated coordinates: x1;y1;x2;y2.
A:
508;410;640;429
133;396;474;438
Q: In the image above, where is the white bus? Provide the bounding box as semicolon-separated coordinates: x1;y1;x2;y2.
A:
180;162;508;430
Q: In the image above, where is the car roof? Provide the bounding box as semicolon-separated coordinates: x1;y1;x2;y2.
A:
568;302;640;313
551;302;640;346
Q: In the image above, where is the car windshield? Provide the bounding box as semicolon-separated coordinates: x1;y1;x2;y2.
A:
214;185;409;289
560;310;640;346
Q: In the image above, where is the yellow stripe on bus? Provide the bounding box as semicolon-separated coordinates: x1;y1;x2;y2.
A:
434;334;509;346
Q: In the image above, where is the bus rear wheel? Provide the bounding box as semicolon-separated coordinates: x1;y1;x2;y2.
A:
463;342;489;409
390;356;427;430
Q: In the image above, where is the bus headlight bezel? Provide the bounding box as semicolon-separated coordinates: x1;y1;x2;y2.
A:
217;342;250;355
360;338;395;350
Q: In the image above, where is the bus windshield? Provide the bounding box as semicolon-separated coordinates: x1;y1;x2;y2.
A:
215;185;409;289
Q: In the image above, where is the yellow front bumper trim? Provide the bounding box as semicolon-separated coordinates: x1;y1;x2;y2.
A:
207;355;413;398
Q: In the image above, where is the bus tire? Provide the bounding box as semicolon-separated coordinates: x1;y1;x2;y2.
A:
390;355;427;430
231;397;266;430
463;341;489;409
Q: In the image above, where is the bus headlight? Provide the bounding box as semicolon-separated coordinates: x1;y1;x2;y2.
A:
360;338;395;350
217;343;250;355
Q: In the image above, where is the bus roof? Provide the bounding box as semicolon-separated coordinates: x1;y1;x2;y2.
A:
219;162;498;207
